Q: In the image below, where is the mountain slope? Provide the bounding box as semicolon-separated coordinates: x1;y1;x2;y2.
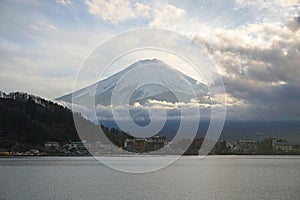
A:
56;59;208;106
0;92;129;151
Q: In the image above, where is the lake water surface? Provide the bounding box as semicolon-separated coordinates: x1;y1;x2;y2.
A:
0;156;299;200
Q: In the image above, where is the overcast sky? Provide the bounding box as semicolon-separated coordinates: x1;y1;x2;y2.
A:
0;0;300;121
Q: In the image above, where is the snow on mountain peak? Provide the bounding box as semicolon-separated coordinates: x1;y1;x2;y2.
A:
57;58;208;106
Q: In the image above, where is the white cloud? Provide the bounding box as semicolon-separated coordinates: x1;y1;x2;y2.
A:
149;4;186;27
30;23;57;31
134;2;151;17
234;0;299;8
56;0;72;6
93;101;210;121
233;0;300;26
84;0;186;26
84;0;136;23
0;1;115;99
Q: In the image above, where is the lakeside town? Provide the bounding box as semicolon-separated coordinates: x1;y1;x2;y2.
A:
1;136;299;156
1;91;300;156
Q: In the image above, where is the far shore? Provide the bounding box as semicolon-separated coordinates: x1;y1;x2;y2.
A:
1;154;300;158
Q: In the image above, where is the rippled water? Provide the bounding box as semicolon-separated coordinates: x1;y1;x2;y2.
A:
0;156;299;200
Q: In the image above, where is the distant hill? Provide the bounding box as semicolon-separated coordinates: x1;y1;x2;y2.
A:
0;92;128;152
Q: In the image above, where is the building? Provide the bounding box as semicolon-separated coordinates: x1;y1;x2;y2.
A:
26;149;40;156
44;141;60;150
124;139;133;152
133;139;147;152
69;141;86;150
85;142;113;154
65;141;89;154
146;136;166;151
235;139;257;154
272;138;293;153
124;136;167;153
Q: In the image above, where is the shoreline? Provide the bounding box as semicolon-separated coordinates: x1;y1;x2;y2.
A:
1;154;300;158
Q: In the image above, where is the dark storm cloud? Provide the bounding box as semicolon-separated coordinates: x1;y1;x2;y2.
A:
199;18;300;120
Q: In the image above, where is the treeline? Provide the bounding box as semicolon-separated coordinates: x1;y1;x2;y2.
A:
0;93;128;152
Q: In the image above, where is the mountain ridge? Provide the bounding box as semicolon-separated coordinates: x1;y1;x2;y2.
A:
56;59;208;106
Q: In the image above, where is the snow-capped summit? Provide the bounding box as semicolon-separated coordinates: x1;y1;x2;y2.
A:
56;59;208;106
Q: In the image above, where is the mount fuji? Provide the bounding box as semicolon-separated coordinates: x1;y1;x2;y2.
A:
56;59;209;106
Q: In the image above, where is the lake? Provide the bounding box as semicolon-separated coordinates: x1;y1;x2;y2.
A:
0;156;299;200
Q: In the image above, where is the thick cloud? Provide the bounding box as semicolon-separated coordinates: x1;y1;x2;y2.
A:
60;98;214;123
195;16;300;120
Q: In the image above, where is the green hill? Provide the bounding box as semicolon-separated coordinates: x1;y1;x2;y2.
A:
0;92;127;152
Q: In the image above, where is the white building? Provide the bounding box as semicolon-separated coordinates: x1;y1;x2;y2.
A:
235;139;257;153
272;138;293;152
44;141;60;150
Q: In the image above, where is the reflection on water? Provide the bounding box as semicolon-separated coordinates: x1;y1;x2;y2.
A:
0;156;299;200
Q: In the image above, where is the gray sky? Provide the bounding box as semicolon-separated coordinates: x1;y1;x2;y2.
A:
0;0;300;120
